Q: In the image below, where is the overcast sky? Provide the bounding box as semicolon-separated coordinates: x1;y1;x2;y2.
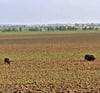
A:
0;0;100;24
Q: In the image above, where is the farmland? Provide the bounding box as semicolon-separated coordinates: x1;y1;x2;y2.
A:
0;31;100;93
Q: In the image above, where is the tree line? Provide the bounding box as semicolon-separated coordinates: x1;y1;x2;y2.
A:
0;25;100;32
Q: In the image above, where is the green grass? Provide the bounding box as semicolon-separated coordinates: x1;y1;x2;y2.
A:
0;50;100;61
0;52;84;60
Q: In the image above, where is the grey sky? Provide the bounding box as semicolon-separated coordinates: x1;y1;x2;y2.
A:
0;0;100;24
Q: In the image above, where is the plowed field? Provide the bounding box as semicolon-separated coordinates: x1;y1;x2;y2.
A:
0;31;100;93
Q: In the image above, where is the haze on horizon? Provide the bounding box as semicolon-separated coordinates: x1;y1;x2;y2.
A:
0;0;100;25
